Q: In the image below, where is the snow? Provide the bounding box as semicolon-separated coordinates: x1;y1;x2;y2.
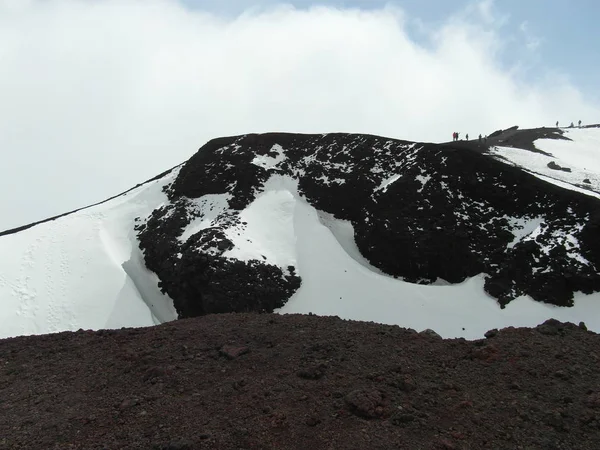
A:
506;216;544;249
178;193;232;242
374;174;401;193
489;128;600;197
222;176;297;268
538;128;600;175
315;210;385;276
415;174;431;192
274;186;600;339
251;144;286;170
0;170;179;339
2;128;600;341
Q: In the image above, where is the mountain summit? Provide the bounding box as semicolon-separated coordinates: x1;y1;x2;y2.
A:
1;125;600;339
138;129;600;317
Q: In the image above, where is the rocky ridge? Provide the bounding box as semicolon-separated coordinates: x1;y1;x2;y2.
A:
136;130;600;317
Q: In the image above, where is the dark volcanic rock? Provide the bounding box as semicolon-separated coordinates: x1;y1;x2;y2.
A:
344;388;390;419
486;126;570;154
548;161;573;172
137;132;600;316
1;314;600;449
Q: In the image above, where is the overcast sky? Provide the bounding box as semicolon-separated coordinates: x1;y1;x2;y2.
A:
1;0;599;230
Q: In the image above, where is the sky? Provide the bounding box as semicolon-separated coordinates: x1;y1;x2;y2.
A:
0;0;599;230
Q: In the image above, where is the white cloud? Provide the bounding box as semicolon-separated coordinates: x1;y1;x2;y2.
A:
472;0;507;27
0;0;598;230
519;20;542;52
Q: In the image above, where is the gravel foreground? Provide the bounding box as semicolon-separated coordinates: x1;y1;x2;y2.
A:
2;313;600;450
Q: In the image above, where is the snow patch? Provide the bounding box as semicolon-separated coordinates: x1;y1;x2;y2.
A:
375;174;401;193
251;144;286;170
506;216;544;248
490;143;600;198
275;191;600;339
178;193;232;243
416;175;431;193
316;210;385;276
222;176;298;268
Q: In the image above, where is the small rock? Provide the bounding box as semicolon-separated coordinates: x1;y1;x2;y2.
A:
390;412;417;426
420;329;442;339
441;381;459;391
484;329;498;338
538;325;558;335
547;161;572;172
305;417;321;427
388;375;416;392
536;319;563;336
155;439;193;450
119;398;140;410
437;438;456;449
519;411;530;421
471;413;483;425
471;345;499;362
219;345;250;359
545;411;568;431
143;366;168;382
270;412;287;428
554;370;570;380
297;363;327;380
345;388;389;419
450;431;466;440
585;392;600;409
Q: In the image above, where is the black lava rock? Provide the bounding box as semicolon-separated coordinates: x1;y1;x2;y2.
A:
137;131;600;318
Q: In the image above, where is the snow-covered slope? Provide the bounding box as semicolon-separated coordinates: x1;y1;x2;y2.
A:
1;128;600;340
488;127;600;197
0;170;179;339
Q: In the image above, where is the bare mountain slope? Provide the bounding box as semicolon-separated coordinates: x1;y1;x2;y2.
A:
1;313;600;449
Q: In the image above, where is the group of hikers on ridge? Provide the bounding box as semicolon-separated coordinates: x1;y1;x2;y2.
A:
452;120;586;145
452;131;487;143
556;120;583;128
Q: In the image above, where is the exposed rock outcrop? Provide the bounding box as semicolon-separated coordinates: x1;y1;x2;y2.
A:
136;132;600;316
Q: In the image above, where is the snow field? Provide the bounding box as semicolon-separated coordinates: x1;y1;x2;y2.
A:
0;171;179;339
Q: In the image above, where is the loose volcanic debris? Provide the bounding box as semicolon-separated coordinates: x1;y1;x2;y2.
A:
1;314;600;449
